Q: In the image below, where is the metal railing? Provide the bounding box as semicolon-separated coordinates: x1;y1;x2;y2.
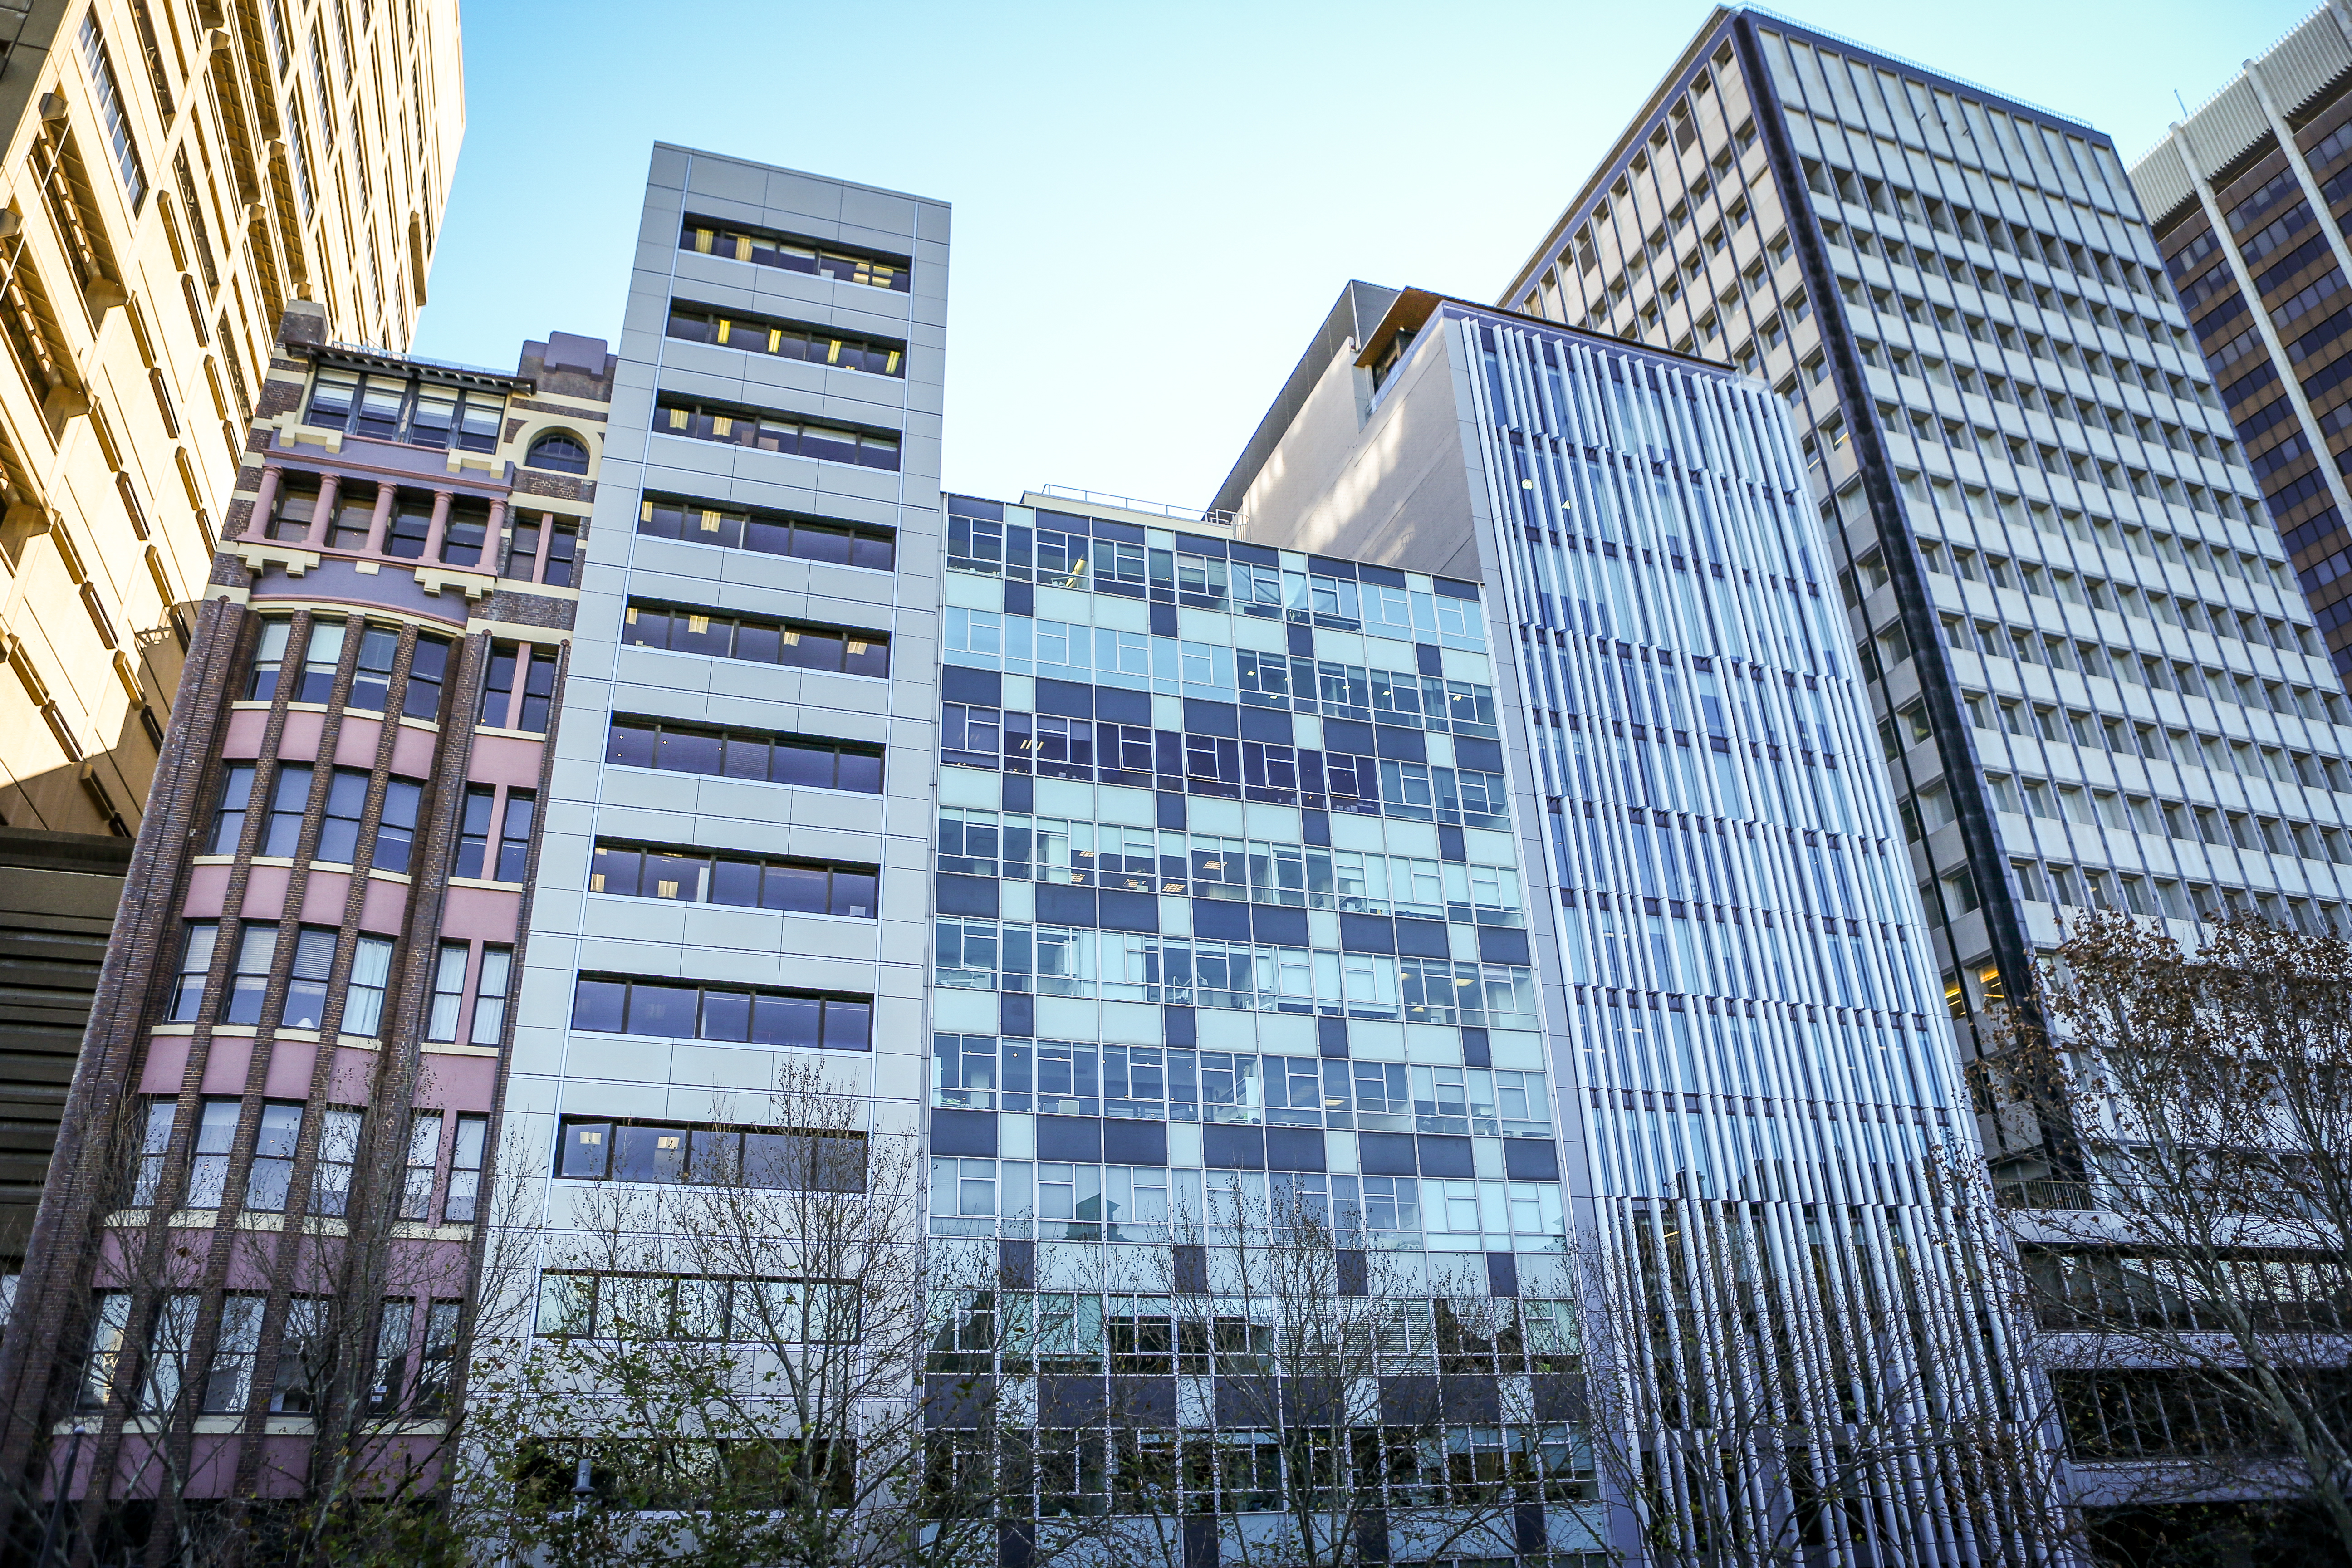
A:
1036;483;1236;529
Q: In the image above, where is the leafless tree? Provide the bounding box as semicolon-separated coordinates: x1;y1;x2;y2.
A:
1989;911;2352;1563
27;1059;515;1568
454;1058;1011;1568
1076;1184;1594;1568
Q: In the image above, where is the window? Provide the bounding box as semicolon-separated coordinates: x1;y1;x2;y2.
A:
345;935;394;1037
171;923;216;1021
603;716;882;793
77;15;147;209
403;634;450;720
349;626;398;711
637;494;893;571
652;397;901;472
440;497;492;566
312;1107;361;1216
263;763;311;856
666;303;906;377
372;777;423;874
281;926;336;1030
470;946;512;1045
247;618;292;700
680;216;911;292
297;619;345;703
186;1098;238;1207
454;787;534;881
205;1295;265;1411
445;1114;487;1222
426;942;467;1042
130;1098;173;1205
225;925;275;1024
317;768;368;862
211;765;256;853
272;1298;327;1412
570;975;873;1052
507;514;583;584
480;642;555;731
416;1299;463;1412
525;431;589;474
622;600;889;677
268;475;319;540
384;493;433;559
556;1115;866;1192
370;1298;413;1412
303;364;504;451
589;843;877;917
246;1102;303;1210
400;1112;441;1220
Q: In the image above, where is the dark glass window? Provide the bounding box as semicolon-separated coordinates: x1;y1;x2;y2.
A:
403;635;449;720
527;432;590;474
590;842;876;917
508;515;584;584
349;626;398;712
440;497;491;566
557;1114;866;1192
269;475;319;540
680;216;911;292
281;926;337;1029
455;788;534;882
264;764;312;856
316;768;369;863
303;365;505;451
665;304;906;377
623;601;888;678
246;618;292;701
637;494;892;572
211;765;257;853
651;397;900;472
569;975;872;1051
372;777;423;874
603;715;882;793
385;494;433;559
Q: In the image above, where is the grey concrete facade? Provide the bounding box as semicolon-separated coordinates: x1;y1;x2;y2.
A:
508;146;947;1254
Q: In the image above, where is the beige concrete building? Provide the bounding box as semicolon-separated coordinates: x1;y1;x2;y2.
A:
0;0;463;840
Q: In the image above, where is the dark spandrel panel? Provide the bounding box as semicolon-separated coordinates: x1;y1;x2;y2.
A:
1416;1135;1475;1178
1036;1115;1102;1162
1102;1118;1166;1165
1503;1138;1560;1181
1478;926;1532;965
1202;1125;1264;1170
931;1109;997;1157
1433;577;1481;600
1359;1133;1418;1176
1265;1127;1325;1173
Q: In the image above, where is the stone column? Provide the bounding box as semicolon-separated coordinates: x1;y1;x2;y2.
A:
303;474;341;546
364;485;398;554
249;463;283;541
421;488;455;563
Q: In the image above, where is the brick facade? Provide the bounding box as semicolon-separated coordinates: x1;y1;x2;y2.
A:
0;306;614;1548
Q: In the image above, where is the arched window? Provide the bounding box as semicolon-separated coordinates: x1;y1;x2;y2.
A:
527;431;591;475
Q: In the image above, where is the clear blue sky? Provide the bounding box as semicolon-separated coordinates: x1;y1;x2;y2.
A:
417;0;2307;512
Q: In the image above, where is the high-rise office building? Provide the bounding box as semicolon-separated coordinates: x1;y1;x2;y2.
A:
1215;279;2026;1561
0;294;609;1546
1480;7;2352;1214
0;0;466;1277
0;0;464;845
2129;7;2352;692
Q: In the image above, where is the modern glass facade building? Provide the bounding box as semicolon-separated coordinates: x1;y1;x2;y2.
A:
1471;6;2352;1214
2129;7;2352;692
1217;282;2028;1562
